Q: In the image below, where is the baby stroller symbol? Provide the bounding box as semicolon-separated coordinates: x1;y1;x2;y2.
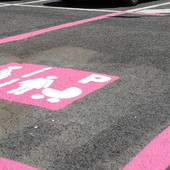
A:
32;87;82;103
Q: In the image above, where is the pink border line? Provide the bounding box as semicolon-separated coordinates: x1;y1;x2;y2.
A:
0;11;169;45
123;126;170;170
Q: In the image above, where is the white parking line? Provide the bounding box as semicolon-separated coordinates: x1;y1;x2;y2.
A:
128;1;170;11
17;0;51;5
0;0;169;14
139;9;170;14
0;0;51;6
0;4;11;7
12;4;121;13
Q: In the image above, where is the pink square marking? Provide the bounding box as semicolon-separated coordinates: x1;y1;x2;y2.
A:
0;63;119;110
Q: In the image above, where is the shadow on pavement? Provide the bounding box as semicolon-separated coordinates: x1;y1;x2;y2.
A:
44;0;126;9
44;0;158;9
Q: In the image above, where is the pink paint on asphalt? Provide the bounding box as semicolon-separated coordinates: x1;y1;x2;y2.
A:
0;11;125;45
0;11;169;45
0;158;40;170
123;126;170;170
0;63;119;110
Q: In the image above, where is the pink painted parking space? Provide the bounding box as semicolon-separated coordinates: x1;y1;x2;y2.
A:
0;63;119;110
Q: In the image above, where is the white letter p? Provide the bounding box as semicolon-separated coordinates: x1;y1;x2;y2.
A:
78;74;111;84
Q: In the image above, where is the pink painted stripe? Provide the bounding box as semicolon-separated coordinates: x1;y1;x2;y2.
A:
123;126;170;170
0;11;125;45
0;11;169;45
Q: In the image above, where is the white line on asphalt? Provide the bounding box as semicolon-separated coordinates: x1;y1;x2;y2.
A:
0;0;51;6
0;4;11;7
128;1;170;11
140;9;170;14
12;4;121;13
17;0;51;5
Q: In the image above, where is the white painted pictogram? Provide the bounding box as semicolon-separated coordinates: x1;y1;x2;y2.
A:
7;76;57;95
32;87;82;103
0;66;22;80
78;74;112;84
22;67;51;77
0;78;20;88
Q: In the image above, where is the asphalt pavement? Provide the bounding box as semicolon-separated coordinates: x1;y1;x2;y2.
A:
0;0;170;169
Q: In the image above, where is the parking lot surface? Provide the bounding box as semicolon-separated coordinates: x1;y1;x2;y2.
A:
0;0;170;169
